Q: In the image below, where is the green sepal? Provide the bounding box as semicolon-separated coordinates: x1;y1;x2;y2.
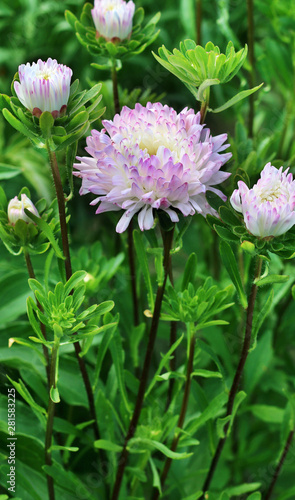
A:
39;111;54;138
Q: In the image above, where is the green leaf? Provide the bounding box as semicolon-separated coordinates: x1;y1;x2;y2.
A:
24;209;65;260
128;437;192;460
251;289;273;351
93;321;117;391
94;439;123;452
226;483;261;495
149;458;161;495
50;386;60;403
191;369;222;379
248;404;284;424
185;391;228;435
0;163;21;179
214;224;239;242
63;270;87;297
181;252;197;291
39;111;54;138
110;331;130;413
247;494;261;500
197;78;220;101
2;108;39;144
220;240;248;309
49;445;79;452
255;274;289;287
146;334;184;397
212;83;264;113
133;230;154;310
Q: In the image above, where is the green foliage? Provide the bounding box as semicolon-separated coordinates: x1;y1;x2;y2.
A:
153;40;262;111
162;277;234;325
26;271;115;343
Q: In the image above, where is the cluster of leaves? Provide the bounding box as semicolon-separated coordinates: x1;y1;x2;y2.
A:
162;258;234;327
0;186;60;257
26;271;115;347
65;5;160;71
153;40;263;112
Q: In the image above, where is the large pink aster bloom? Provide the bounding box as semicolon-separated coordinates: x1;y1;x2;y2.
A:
74;102;232;233
91;0;135;42
230;163;295;238
14;58;72;118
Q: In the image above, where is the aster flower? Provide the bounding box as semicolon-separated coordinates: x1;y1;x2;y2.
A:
230;163;295;238
14;58;73;118
74;102;231;233
8;194;39;225
91;0;135;42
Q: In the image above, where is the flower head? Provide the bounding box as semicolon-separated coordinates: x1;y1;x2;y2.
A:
74;102;231;232
91;0;135;42
230;163;295;238
8;194;39;225
14;58;73;118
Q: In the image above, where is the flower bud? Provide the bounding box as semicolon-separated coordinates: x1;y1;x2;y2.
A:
8;194;39;225
14;58;72;118
91;0;135;42
230;163;295;238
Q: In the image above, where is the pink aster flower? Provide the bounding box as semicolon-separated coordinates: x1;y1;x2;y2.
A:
230;163;295;238
8;194;39;225
14;58;72;118
91;0;135;42
74;102;232;233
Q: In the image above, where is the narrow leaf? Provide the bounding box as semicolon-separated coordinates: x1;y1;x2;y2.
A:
212;83;264;113
220;240;248;309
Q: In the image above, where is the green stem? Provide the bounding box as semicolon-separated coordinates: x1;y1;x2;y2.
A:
45;338;60;500
200;256;262;497
46;141;100;442
24;250;50;385
200;87;210;124
265;429;295;499
166;251;177;411
152;324;196;500
247;0;255;137
127;219;140;326
46;143;72;281
111;226;175;500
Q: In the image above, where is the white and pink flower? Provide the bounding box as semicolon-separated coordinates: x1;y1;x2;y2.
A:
8;194;39;225
91;0;135;42
74;102;231;233
230;163;295;238
14;58;72;118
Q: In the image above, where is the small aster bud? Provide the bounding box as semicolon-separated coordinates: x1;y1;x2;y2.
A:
8;194;39;225
230;163;295;238
91;0;135;42
14;58;72;119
